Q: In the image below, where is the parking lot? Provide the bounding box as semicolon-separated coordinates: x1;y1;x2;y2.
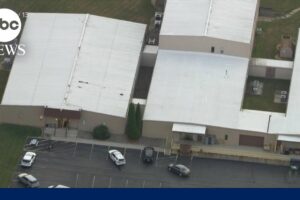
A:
10;138;300;188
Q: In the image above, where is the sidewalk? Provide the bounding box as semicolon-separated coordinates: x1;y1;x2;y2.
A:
259;7;300;22
172;143;297;166
51;132;166;153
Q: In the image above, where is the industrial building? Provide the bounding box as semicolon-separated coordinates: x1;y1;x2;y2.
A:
0;13;146;134
2;0;300;158
142;0;300;155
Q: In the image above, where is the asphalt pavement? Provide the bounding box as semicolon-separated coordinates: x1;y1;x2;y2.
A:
10;139;300;188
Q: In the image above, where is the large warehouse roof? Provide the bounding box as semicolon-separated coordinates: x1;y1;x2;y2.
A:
160;0;258;43
2;13;146;118
144;50;249;129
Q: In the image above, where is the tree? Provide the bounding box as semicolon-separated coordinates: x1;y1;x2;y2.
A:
93;124;110;140
135;103;143;135
126;103;139;140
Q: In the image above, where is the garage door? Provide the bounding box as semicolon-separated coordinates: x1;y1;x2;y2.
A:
239;135;264;147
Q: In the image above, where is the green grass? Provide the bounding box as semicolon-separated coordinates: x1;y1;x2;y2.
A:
243;77;290;113
253;0;300;58
0;70;9;103
0;124;41;187
0;0;154;24
260;0;300;14
253;12;300;59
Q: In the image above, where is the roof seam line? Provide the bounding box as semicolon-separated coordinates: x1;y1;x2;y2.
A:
64;14;90;104
204;0;213;36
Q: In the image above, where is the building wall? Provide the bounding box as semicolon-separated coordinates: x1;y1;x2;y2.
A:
159;35;251;58
248;65;292;80
0;105;126;134
143;120;172;138
78;111;126;134
0;105;44;127
207;126;277;147
142;120;278;146
141;45;158;67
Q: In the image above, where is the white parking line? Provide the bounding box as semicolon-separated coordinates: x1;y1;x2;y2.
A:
108;177;112;188
73;143;78;157
75;173;79;188
159;182;163;188
155;151;159;166
89;144;94;160
175;154;178;162
125;179;129;188
106;146;110;160
139;149;143;159
92;175;96;188
123;148;127;157
142;180;146;188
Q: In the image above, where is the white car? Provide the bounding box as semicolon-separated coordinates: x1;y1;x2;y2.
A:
108;149;126;166
21;152;36;167
29;139;39;147
48;184;70;188
18;173;39;188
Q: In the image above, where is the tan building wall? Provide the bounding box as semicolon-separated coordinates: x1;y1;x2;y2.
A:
0;105;44;127
248;65;292;80
159;35;251;58
78;111;126;134
0;105;126;134
142;120;278;147
207;126;277;147
143;120;172;138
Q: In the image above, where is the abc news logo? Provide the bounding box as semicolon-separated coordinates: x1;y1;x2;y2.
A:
0;18;19;31
0;8;25;56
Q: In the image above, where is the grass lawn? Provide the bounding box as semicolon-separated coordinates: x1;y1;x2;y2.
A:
0;124;41;187
0;0;154;24
243;77;290;113
0;70;9;103
253;0;300;58
260;0;300;14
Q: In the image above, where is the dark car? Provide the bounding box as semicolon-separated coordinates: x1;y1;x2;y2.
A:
142;147;155;163
168;164;191;177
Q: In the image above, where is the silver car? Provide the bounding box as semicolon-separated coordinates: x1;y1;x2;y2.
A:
21;152;36;167
108;150;126;166
18;173;40;188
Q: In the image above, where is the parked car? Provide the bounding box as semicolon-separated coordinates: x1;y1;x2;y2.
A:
108;149;126;166
167;164;191;177
48;184;70;188
29;138;39;147
290;158;300;171
142;147;155;164
21;152;36;167
18;173;39;188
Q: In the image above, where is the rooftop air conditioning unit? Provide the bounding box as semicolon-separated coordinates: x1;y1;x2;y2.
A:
148;38;156;45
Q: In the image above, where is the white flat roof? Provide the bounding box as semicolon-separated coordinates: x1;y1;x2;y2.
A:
276;29;300;134
144;50;249;129
1;13;146;117
160;0;258;43
172;123;206;135
278;135;300;143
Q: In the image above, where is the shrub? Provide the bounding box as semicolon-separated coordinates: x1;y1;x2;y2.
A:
126;103;140;140
135;103;143;133
93;124;110;140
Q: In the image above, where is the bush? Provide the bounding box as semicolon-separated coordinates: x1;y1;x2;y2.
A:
93;124;110;140
135;103;143;133
126;103;140;140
